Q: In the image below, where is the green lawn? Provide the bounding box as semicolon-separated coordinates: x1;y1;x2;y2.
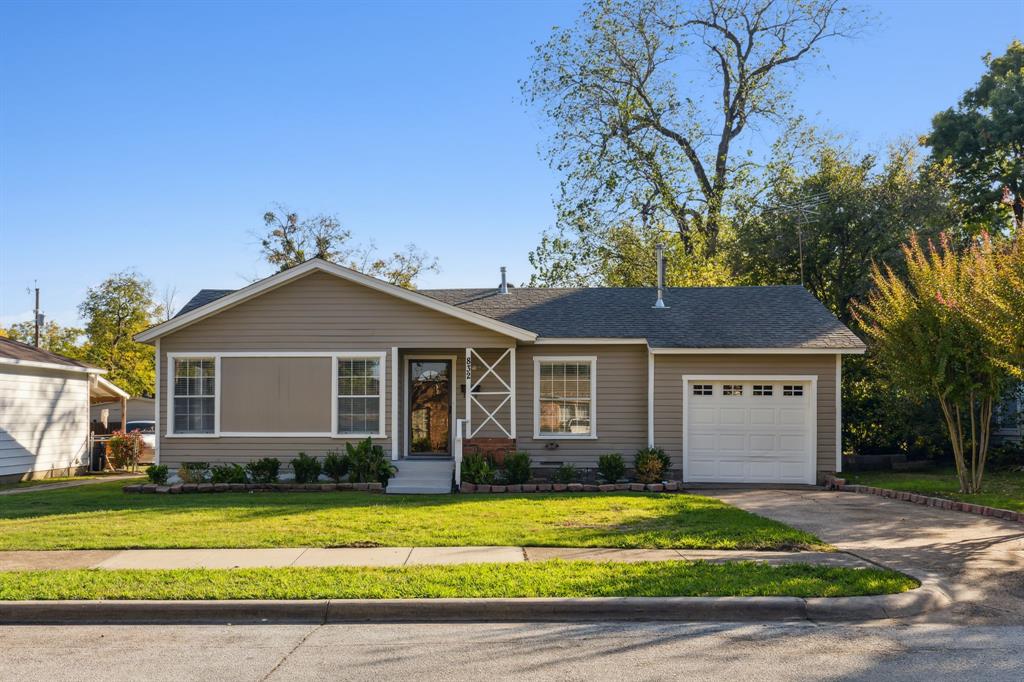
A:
0;475;141;493
0;481;825;551
0;560;915;600
846;468;1024;512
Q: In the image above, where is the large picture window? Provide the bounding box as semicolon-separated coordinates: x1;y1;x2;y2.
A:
172;358;216;434
535;357;596;438
337;356;383;435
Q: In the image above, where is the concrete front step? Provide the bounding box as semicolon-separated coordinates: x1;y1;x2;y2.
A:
388;459;453;495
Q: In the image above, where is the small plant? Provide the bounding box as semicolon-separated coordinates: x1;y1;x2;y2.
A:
210;463;247;484
461;452;494;484
323;450;351;482
291;452;322;483
597;453;625;483
553;463;577;484
145;464;169;485
633;448;665;483
504;451;532;484
178;462;211;483
245;458;280;484
105;430;144;471
346;438;398;485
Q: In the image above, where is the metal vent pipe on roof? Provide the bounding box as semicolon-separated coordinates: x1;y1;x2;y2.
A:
499;266;509;294
653;244;667;309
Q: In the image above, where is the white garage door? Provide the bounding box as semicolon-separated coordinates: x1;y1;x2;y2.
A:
684;378;814;484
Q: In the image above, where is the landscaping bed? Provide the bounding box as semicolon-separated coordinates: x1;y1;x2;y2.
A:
123;482;383;494
0;560;915;600
0;481;826;551
843;469;1024;514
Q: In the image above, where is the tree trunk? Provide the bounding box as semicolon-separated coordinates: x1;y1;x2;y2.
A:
938;393;995;495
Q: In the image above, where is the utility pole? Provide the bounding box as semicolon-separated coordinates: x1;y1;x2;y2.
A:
33;287;41;347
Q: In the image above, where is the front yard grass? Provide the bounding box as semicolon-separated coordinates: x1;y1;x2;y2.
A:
846;468;1024;512
0;475;138;493
0;481;825;551
0;560;915;600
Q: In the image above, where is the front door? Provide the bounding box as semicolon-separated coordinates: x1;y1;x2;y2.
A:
408;359;452;455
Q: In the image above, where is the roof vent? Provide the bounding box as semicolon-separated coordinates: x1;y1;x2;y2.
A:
499;266;509;294
653;244;668;309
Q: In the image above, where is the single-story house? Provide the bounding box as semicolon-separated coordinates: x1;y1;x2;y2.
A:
135;257;865;487
0;337;129;482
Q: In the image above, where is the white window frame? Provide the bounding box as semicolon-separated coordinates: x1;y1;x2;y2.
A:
165;351;388;439
533;355;598;440
332;351;388;439
166;353;221;438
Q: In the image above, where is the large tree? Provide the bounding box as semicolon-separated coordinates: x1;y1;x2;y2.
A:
524;0;867;284
734;138;958;322
925;41;1024;231
259;206;439;288
78;271;161;397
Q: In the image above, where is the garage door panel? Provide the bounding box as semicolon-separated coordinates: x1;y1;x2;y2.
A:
685;379;813;485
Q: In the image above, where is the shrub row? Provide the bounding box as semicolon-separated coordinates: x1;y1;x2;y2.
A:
460;481;681;494
461;448;675;486
125;481;384;494
145;438;397;487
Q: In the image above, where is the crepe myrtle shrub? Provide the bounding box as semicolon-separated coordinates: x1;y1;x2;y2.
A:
346;437;398;485
245;458;280;484
178;462;211;484
461;452;495;485
504;451;532;485
145;464;169;485
290;453;323;484
853;234;1013;494
105;430;144;471
322;450;351;483
553;463;577;484
210;463;247;484
633;449;665;484
597;453;626;483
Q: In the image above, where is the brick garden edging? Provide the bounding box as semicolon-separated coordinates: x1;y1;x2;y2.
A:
459;481;681;494
123;482;384;494
828;478;1024;524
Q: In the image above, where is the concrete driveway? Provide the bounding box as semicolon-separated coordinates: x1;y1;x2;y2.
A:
698;488;1024;624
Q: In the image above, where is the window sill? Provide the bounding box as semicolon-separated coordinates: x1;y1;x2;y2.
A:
331;433;388;440
164;433;220;439
532;434;599;440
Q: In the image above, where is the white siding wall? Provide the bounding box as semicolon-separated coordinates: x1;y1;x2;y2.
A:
0;364;89;478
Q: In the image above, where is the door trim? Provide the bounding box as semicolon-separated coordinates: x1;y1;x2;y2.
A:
681;374;817;485
404;355;458;457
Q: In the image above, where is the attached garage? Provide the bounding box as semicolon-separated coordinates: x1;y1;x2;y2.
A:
682;375;816;485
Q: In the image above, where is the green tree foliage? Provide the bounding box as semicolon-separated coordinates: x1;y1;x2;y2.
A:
924;41;1024;231
78;271;160;397
259;205;439;288
735;138;957;322
2;320;83;358
523;0;868;284
853;236;1009;493
965;235;1024;380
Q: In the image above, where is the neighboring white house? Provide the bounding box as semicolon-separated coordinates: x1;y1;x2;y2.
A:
0;337;128;483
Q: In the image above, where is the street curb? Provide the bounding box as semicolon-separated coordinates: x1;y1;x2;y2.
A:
0;586;950;624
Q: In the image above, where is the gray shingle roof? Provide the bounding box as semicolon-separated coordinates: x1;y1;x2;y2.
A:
0;337;98;369
174;283;864;350
423;286;864;349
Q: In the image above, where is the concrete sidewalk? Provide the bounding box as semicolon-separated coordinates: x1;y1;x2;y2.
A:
0;546;873;571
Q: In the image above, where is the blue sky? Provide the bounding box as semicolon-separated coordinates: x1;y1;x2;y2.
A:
0;0;1021;327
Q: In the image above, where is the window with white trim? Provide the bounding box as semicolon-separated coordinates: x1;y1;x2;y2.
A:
753;384;773;396
337;357;383;435
722;384;744;396
172;358;216;434
692;384;713;396
783;384;804;397
537;358;595;436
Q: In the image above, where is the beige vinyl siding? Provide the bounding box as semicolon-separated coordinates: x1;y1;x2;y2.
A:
219;357;333;433
652;353;837;482
0;364;89;479
158;271;514;468
514;344;649;467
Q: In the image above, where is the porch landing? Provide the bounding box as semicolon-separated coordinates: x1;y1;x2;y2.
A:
387;459;454;495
